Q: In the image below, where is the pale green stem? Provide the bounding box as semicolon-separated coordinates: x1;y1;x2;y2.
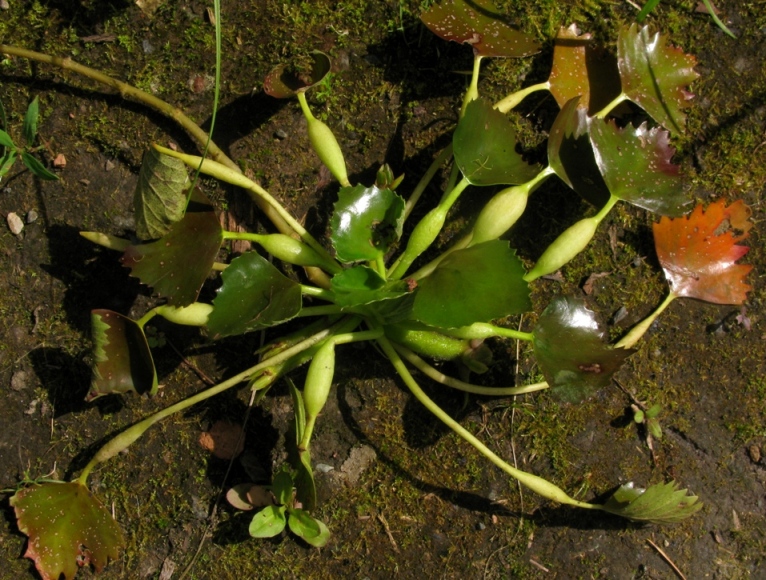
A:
404;144;454;221
615;291;677;349
494;81;551;114
153;144;334;266
300;285;335;301
595;93;629;119
222;230;341;274
460;55;483;116
393;343;548;396
79;231;131;251
376;334;598;510
76;320;347;484
438;322;533;342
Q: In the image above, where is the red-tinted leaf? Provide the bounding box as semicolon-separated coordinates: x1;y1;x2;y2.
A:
122;188;222;307
532;296;634;402
548;25;621;114
653;199;753;304
10;482;124;580
420;0;540;58
589;119;690;216
88;309;157;401
617;24;699;132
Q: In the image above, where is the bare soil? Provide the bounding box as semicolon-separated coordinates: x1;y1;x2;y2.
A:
1;1;765;579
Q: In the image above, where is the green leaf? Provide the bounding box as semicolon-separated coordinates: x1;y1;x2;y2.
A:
617;24;699;133
548;25;621;114
122;188;223;307
272;470;294;506
331;185;405;263
0;128;16;149
454;98;540;186
287;508;330;547
133;147;189;240
287;380;318;511
331;266;412;308
21;151;59;181
10;481;124;580
589;119;690;216
263;51;332;98
600;480;702;524
413;240;530;328
0;151;17;177
249;505;287;538
420;0;540;58
22;96;39;144
88;309;157;401
207;251;302;338
532;296;634;402
547;98;611;208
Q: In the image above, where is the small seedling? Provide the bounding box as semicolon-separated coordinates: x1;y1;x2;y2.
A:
0;96;59;181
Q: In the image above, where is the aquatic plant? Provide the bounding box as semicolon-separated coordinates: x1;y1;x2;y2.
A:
1;1;754;577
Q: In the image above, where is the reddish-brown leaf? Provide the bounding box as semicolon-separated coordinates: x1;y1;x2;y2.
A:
653;199;753;304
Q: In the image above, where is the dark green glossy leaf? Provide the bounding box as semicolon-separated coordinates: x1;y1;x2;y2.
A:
23;96;39;144
547;98;611;208
420;0;540;58
10;482;124;580
133;147;188;240
532;296;634;402
331;266;411;308
601;480;702;524
249;505;287;538
263;51;332;98
88;309;157;401
548;25;621;114
122;189;222;307
331;185;405;263
287;508;330;547
454;98;540;186
207;251;302;338
617;24;699;133
412;240;530;328
589;119;689;216
21;151;58;181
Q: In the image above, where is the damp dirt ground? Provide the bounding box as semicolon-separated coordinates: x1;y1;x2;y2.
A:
1;1;765;578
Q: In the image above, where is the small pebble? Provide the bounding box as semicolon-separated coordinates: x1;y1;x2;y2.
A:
0;0;9;10
26;209;38;223
274;129;288;140
476;522;486;531
6;212;24;235
53;153;66;168
142;39;154;54
104;159;115;171
611;306;628;325
749;445;761;464
11;370;29;391
315;463;334;473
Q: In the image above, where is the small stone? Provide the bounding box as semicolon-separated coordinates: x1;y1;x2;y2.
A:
104;159;115;171
6;212;23;235
53;153;66;168
315;463;334;473
0;0;9;10
142;39;155;54
274;129;288;140
11;370;29;391
476;522;486;531
26;209;38;223
749;445;761;464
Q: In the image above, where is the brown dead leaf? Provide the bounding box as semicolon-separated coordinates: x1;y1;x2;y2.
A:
582;271;610;295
